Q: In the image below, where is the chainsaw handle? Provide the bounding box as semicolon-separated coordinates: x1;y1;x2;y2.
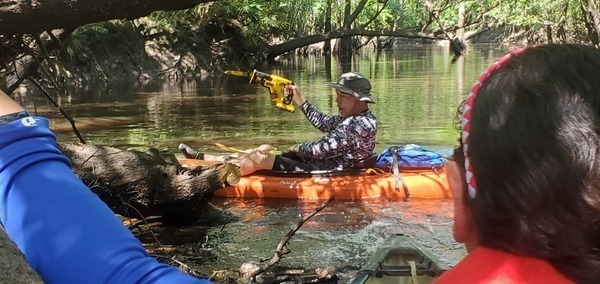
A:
283;84;294;105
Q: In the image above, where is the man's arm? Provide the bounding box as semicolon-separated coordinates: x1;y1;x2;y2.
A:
286;85;342;132
299;101;344;132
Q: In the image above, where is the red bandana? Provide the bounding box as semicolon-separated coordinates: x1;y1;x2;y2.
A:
462;48;526;199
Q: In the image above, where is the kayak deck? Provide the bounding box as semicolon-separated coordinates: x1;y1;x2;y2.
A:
350;234;448;284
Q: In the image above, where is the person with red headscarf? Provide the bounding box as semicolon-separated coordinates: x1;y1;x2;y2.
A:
436;44;600;283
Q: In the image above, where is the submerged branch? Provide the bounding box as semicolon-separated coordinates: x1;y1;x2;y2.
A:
243;195;336;280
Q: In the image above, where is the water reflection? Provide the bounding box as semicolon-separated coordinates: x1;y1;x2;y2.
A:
42;45;508;156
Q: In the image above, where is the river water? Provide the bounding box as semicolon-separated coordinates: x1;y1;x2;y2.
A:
35;44;511;281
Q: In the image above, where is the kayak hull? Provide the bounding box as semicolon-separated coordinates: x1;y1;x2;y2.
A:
178;158;450;200
217;169;450;200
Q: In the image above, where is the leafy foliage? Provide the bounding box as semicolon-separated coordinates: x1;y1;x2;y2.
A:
64;0;596;52
52;0;600;84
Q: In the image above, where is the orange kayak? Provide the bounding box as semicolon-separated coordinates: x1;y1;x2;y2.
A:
178;158;451;200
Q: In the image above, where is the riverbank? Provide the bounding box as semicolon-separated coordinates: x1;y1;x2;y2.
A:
54;21;521;93
56;20;258;91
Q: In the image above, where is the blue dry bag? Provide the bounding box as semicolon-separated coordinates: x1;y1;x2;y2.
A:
375;144;445;171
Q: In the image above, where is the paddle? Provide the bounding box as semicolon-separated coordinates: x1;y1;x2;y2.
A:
214;142;283;155
214;142;252;154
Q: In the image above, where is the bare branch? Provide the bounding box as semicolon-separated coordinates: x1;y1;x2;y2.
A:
29;78;86;144
246;196;335;280
348;0;370;26
363;0;391;29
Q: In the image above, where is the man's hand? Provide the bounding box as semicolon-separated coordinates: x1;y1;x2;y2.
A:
285;85;306;106
288;144;299;153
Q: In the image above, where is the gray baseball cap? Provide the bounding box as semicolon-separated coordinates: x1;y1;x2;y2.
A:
326;72;375;103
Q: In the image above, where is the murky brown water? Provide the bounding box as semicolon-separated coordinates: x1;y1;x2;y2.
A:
20;44;512;281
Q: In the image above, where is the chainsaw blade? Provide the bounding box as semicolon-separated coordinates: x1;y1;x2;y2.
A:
224;70;250;77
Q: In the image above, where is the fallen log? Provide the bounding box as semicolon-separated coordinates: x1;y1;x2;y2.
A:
0;143;237;284
0;228;43;283
58;143;238;223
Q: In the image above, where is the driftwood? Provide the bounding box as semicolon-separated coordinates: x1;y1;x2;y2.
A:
58;143;237;223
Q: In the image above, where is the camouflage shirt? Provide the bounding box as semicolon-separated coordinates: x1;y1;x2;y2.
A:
294;101;377;170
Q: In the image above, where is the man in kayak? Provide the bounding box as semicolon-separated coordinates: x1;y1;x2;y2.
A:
436;44;600;283
181;72;378;176
0;90;210;283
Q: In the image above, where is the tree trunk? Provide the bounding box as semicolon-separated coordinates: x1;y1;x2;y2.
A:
58;143;235;223
581;0;600;46
456;2;466;45
323;0;332;55
0;0;217;35
586;0;600;38
0;228;43;283
557;2;569;43
339;0;353;63
546;24;553;43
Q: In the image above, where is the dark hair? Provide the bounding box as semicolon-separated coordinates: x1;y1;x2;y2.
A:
465;44;600;283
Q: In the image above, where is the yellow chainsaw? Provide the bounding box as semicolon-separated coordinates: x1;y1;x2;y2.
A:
225;69;295;112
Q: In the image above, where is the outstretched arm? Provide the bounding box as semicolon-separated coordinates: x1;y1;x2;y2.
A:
286;85;342;132
0;91;26;115
0;91;210;284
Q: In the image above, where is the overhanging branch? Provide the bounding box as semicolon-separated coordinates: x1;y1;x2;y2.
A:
0;0;218;35
267;28;438;61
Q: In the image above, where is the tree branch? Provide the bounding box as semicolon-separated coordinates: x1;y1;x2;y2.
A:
0;0;218;35
267;28;437;61
29;78;86;144
348;0;370;26
363;0;390;29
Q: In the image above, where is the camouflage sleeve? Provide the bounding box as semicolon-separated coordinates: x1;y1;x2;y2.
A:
294;115;375;161
300;101;344;133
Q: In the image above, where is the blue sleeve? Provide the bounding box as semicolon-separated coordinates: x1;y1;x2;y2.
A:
0;116;211;284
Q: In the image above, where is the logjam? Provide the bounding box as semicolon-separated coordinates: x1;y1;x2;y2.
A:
58;143;237;223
